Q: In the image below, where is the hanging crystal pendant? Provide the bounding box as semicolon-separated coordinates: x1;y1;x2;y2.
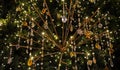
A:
70;24;73;32
62;16;67;23
8;48;13;64
77;29;83;35
7;57;12;64
44;21;48;29
98;23;103;28
110;59;114;67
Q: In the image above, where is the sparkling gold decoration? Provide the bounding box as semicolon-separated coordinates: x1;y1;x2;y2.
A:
27;58;33;66
16;6;21;12
22;21;28;26
87;60;92;66
95;43;101;50
57;13;61;19
85;31;92;39
70;25;73;32
98;23;103;28
110;43;113;48
42;8;47;14
70;52;76;57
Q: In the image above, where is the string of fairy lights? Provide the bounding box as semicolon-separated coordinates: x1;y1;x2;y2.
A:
0;0;120;70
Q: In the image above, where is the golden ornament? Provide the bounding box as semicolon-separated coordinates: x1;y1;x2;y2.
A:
110;43;113;48
16;6;21;12
85;31;92;39
42;8;47;14
94;35;98;39
95;43;101;50
27;58;33;66
22;21;28;26
109;43;114;54
87;60;92;66
70;52;76;57
70;25;73;32
57;13;61;19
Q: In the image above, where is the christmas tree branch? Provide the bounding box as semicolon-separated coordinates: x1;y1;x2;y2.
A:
57;53;63;70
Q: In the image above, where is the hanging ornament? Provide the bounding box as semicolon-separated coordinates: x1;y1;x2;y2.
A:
77;29;83;35
85;31;92;39
93;57;96;64
87;60;92;70
94;35;99;40
57;13;61;19
98;23;103;28
95;43;101;50
42;8;47;14
7;57;12;64
110;59;114;67
22;21;28;26
16;6;21;12
8;48;12;64
27;58;33;66
109;43;114;55
110;43;113;48
31;22;35;28
109;48;114;54
87;60;93;66
110;49;114;54
70;24;73;32
61;16;67;23
70;52;76;57
44;21;48;29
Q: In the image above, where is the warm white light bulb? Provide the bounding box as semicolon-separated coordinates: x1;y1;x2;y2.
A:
61;0;64;2
42;32;45;35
